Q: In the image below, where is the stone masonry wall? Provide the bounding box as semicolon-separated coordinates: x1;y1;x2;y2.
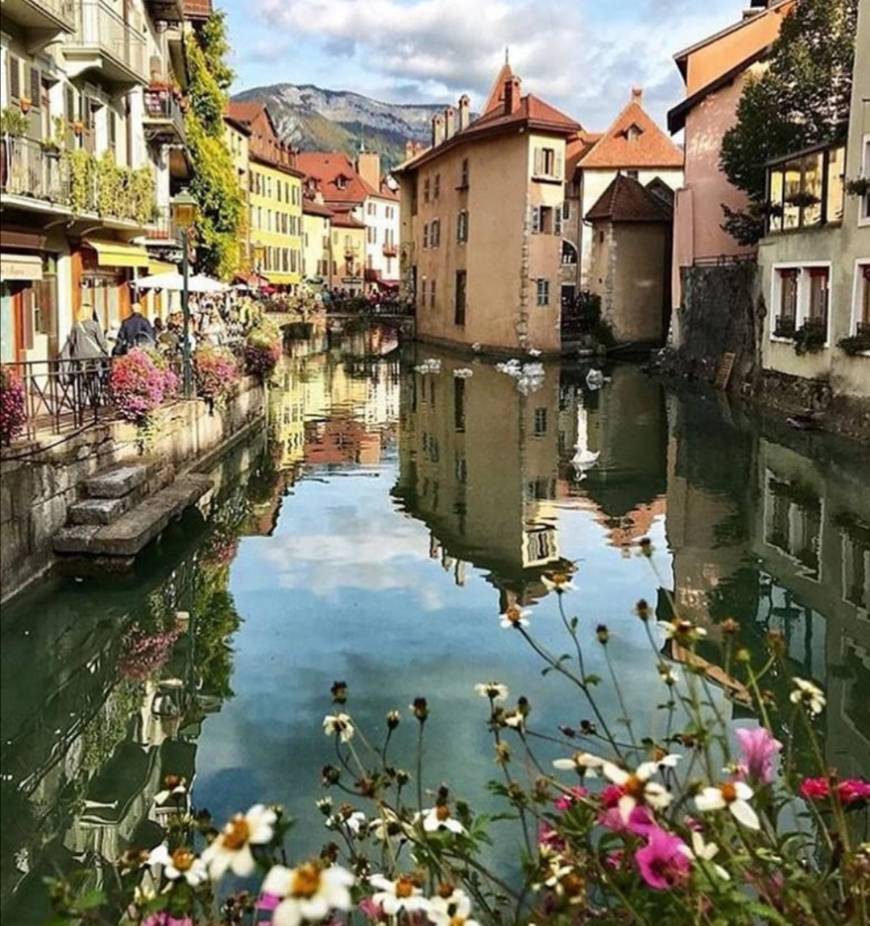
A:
0;378;265;603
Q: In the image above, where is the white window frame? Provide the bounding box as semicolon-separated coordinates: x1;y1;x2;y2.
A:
769;261;833;347
849;258;870;350
860;134;870;228
536;278;550;306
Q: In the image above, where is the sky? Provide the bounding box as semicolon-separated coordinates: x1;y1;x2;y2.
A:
223;0;745;129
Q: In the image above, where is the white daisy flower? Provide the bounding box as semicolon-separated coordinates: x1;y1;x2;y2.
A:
790;677;825;715
680;831;730;881
369;808;413;842
369;873;430;915
499;606;531;628
327;809;366;835
418;805;466;834
429;886;479;926
657;620;707;642
201;804;277;880
474;682;509;702
263;862;354;926
323;713;355;742
552;752;605;778
695;781;760;830
541;572;575;593
602;761;672;821
503;710;525;730
147;843;207;887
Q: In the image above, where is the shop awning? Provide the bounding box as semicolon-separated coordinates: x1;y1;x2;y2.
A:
0;253;43;281
148;259;177;275
83;237;150;268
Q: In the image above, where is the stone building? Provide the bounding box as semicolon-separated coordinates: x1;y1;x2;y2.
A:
585;174;674;346
393;62;580;354
0;0;205;362
562;88;683;302
757;0;869;402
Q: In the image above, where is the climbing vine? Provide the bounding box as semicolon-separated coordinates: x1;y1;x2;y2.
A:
184;10;244;279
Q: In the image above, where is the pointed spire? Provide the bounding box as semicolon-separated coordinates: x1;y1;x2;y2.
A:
483;56;517;116
505;45;509;65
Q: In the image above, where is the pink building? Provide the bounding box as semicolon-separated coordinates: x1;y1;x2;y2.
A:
667;0;796;311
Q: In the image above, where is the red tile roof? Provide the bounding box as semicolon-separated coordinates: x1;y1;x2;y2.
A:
302;199;334;218
578;97;683;170
182;0;211;20
585;174;672;223
378;178;399;201
226;101;304;177
566;131;602;179
294;152;379;205
470;93;580;136
482;61;515;115
329;209;365;229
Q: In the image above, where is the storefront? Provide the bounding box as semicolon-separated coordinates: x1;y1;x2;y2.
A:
0;228;60;364
73;238;150;336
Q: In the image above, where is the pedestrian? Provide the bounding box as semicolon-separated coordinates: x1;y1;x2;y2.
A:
60;302;110;401
114;302;155;355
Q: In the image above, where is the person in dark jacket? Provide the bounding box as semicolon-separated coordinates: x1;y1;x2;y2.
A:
60;303;110;400
114;302;155;354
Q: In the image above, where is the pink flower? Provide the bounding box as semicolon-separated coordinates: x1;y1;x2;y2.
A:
600;784;624;808
255;892;281;911
358;897;384;922
538;821;566;851
800;777;830;801
143;915;193;926
837;779;870;806
635;827;692;891
598;804;657;836
554;785;588;811
735;727;782;785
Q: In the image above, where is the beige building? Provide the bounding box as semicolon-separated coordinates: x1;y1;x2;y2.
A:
757;0;869;400
302;198;333;284
585;174;674;346
394;63;580;355
224;113;252;272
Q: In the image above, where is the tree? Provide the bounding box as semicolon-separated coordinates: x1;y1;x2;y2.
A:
184;11;244;278
719;0;858;245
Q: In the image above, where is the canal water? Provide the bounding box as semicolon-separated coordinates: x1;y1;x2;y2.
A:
2;325;869;921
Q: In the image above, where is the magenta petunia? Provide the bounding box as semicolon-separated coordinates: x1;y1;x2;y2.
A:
735;726;782;785
837;779;870;805
800;777;830;801
554;785;588;811
635;826;692;891
598;803;657;836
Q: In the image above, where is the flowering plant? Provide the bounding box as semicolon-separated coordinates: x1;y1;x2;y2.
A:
244;318;282;381
110;348;177;424
193;346;239;407
46;542;869;925
0;365;26;445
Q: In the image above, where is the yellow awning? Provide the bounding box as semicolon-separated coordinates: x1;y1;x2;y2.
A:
84;237;150;268
148;259;177;275
0;253;43;281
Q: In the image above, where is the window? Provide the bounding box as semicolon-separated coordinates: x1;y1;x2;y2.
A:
767;145;845;233
536;279;550;306
533;407;548;436
775;269;798;336
853;263;870;338
860;136;870;225
562;201;571;221
771;264;833;344
561;240;578;266
626;169;639;180
554;206;563;236
454;270;467;326
459;158;469;189
807;267;829;328
457;210;468;243
531;206;554;234
454;377;466;432
420;278;428;308
533;146;562;179
423;223;429;248
430;279;436;309
424;177;430;202
433;173;440;199
430;219;440;248
367;202;376;215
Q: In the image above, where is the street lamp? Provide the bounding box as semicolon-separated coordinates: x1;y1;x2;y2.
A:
171;188;198;397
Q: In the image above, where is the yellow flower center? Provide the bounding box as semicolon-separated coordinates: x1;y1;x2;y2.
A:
292;863;322;898
720;782;738;804
223;816;251;850
171;848;195;872
395;877;415;898
505;606;522;623
437;883;455;899
623;775;645;799
450;917;467;926
549;572;568;586
561;872;584;897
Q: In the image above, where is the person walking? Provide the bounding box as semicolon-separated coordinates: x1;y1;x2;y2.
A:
60;303;110;405
114;302;155;355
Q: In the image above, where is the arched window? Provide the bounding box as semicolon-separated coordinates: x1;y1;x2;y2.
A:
561;240;578;266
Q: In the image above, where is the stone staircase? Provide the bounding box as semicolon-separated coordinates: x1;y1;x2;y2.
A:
53;461;214;565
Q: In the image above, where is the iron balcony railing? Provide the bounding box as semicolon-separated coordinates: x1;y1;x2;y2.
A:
0;136;69;204
71;0;148;82
143;86;186;141
5;0;77;28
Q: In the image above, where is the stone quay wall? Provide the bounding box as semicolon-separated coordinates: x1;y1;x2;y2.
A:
0;378;266;604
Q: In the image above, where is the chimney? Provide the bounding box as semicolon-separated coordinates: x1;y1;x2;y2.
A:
444;106;456;140
631;86;643;105
504;75;521;114
432;112;445;147
357;150;381;190
458;94;470;131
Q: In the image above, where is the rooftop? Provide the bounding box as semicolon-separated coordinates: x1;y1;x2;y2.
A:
295;152;380;204
585;173;673;223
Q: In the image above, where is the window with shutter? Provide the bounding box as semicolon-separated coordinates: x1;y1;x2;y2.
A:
531;206;541;233
9;56;21;99
533;148;543;176
555;207;562;236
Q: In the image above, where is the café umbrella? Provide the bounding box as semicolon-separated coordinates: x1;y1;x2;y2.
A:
134;272;228;294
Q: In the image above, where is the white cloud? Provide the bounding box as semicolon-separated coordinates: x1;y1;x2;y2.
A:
254;0;742;127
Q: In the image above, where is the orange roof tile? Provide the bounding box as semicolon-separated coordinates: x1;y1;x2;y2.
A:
585;174;672;223
482;61;515;115
329;209;365;229
302;199;334;218
566;131;602;179
579;96;683;170
294;152;379;205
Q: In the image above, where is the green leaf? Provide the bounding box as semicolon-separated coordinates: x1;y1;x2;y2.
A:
583;674;601;686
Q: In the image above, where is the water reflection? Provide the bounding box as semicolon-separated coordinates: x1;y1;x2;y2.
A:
1;327;868;920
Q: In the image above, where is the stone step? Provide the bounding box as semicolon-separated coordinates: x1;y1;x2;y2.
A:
70;464;176;524
55;475;214;558
83;464;149;499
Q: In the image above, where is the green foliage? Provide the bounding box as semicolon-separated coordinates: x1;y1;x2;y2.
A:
184;11;243;278
719;0;858;244
66;149;156;223
0;106;29;137
67;148;95;213
838;332;870;355
793;321;827;356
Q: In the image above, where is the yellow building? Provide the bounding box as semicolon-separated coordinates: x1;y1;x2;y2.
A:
302;199;334;285
227;102;304;290
329;211;366;292
224;114;253;271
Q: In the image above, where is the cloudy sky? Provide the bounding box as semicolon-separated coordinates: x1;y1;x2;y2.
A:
224;0;744;128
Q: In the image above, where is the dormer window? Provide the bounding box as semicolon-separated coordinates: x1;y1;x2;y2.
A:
625;123;642;142
336;174;348;191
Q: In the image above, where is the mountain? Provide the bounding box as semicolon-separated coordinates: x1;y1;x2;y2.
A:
231;83;444;167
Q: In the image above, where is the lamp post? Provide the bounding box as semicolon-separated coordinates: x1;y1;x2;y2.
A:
171;188;198;397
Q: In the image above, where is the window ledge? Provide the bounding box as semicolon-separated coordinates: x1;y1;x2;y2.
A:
531;174;564;185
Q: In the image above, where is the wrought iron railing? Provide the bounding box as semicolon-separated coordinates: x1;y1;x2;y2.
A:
0;136;69;203
143;86;185;140
71;0;148;81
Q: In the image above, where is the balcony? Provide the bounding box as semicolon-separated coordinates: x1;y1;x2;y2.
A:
382;243;398;257
143;86;186;145
0;0;75;46
0;137;70;208
65;0;148;88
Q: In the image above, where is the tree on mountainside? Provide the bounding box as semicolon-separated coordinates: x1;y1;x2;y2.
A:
184;11;244;278
719;0;858;245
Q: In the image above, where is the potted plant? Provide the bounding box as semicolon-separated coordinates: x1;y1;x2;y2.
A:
71;119;84;136
838;330;870;356
18;96;32;114
793;320;827;356
1;106;30;191
845;176;870;198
